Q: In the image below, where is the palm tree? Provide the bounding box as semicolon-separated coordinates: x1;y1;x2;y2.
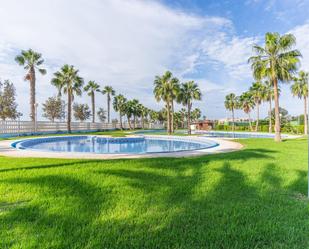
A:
249;82;266;132
124;100;134;130
153;71;180;134
239;92;255;131
140;105;149;129
51;65;84;132
113;94;127;130
224;93;239;131
15;49;46;121
169;78;180;133
178;81;201;134
191;108;202;122
101;86;115;123
291;71;309;134
84;81;100;123
248;32;301;141
130;99;140;129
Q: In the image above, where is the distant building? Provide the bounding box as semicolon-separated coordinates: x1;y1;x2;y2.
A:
218;117;251;125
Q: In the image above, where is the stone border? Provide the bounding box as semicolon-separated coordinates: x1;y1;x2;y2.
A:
0;135;243;159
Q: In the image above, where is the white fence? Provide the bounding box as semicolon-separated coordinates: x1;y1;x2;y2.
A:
0;120;164;136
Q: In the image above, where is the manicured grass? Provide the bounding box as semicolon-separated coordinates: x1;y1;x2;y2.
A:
0;138;308;248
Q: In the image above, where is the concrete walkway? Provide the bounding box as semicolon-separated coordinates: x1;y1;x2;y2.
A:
0;135;243;160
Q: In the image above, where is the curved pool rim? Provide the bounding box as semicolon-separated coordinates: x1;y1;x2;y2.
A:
11;135;219;155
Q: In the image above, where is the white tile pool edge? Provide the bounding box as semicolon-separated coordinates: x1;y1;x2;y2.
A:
0;135;243;159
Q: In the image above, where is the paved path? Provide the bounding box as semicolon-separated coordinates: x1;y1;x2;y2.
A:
0;135;243;160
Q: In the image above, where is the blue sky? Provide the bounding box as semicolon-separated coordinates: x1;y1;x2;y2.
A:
0;0;308;120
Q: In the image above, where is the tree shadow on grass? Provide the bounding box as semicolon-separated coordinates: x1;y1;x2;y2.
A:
1;146;308;248
0;159;105;173
91;159;309;248
0;174;116;248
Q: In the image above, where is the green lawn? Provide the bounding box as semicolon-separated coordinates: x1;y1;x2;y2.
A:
0;138;308;248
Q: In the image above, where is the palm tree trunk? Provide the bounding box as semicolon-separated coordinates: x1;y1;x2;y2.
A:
119;112;123;130
273;78;281;142
255;103;259;132
107;94;110;123
171;100;174;133
187;102;191;135
133;115;136;129
304;96;308;135
127;115;132;130
141;115;144;129
248;112;252;131
67;90;72;133
269;99;272;133
232;108;235;131
29;67;36;122
92;92;95;123
166;101;171;134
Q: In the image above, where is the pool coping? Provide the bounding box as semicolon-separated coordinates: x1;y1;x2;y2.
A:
0;135;243;159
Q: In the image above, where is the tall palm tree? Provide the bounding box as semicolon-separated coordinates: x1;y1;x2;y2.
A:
248;32;301;141
178;81;201;134
15;49;46;121
113;94;127;130
51;65;84;132
249;82;266;132
291;71;309;134
101;86;115;123
169;77;180;133
84;81;100;123
239;92;255;131
153;71;179;134
224;93;239;131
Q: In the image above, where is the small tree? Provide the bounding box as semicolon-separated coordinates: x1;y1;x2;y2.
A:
0;80;20;120
73;103;91;122
42;97;65;122
97;108;107;122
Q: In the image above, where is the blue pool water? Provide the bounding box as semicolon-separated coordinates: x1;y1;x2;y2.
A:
197;131;288;138
12;136;218;154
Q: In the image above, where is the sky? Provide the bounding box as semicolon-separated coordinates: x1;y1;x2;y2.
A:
0;0;308;121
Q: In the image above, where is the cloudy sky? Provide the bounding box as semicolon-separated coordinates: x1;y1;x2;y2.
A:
0;0;308;120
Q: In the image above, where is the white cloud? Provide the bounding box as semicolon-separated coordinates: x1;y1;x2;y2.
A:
200;34;259;80
0;0;306;120
0;0;233;120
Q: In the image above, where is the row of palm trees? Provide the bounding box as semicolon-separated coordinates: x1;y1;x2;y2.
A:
226;70;308;135
153;71;202;134
113;96;155;130
225;32;304;141
225;80;276;132
15;49;154;132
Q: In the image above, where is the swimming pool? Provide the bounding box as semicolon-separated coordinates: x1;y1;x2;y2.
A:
196;131;289;138
12;136;218;154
